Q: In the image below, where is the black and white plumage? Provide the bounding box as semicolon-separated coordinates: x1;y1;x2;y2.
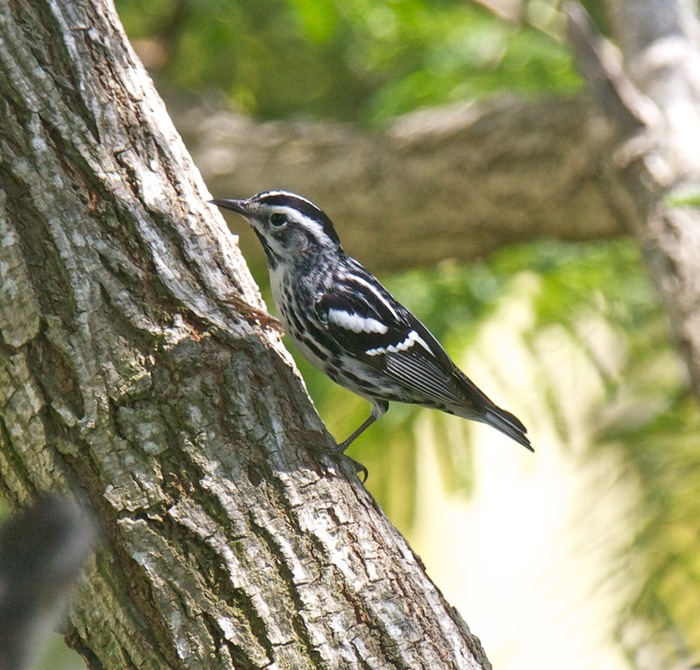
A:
211;191;532;453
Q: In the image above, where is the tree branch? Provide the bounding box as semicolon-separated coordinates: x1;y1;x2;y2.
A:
180;95;626;271
0;497;95;670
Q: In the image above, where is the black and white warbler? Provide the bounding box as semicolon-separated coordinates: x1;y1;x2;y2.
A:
211;191;532;454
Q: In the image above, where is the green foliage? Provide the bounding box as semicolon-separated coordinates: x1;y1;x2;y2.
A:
514;242;700;664
666;190;700;207
596;342;700;664
115;0;579;123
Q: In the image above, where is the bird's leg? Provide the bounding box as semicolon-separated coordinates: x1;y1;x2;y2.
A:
336;414;378;452
333;400;389;453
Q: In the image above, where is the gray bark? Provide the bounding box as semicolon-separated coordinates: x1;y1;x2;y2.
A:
0;1;490;668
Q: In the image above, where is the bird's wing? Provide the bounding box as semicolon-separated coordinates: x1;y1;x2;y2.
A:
314;263;463;404
313;261;533;452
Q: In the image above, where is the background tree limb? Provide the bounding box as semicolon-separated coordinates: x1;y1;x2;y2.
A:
183;94;626;270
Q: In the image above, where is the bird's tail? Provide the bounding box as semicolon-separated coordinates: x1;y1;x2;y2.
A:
451;368;533;452
481;405;533;452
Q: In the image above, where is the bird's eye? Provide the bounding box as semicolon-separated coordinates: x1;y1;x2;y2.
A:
269;213;287;227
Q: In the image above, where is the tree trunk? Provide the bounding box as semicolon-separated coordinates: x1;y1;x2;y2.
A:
0;1;490;668
610;0;700;399
568;0;700;398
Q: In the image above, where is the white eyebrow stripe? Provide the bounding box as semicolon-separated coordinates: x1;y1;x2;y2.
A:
294;215;327;241
328;309;389;334
268;205;327;240
366;330;431;356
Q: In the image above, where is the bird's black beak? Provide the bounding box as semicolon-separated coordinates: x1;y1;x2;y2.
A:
209;198;249;215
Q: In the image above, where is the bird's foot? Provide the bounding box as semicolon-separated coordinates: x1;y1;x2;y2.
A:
303;432;369;482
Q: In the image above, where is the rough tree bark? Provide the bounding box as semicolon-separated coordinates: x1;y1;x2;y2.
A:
0;1;490;668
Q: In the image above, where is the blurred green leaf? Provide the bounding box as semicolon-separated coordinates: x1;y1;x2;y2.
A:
665;191;700;207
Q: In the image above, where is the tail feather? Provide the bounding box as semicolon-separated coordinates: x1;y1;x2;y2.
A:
452;368;533;451
482;406;533;452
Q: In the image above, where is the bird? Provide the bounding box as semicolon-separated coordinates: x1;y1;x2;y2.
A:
210;191;532;454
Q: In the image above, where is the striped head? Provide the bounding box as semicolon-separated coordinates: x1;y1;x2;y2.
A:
211;191;342;268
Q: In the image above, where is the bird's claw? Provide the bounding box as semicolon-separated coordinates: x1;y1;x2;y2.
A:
342;454;369;483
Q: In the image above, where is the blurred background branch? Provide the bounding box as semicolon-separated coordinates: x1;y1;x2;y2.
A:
181;94;624;269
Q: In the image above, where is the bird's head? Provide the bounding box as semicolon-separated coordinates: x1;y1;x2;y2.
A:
210;191;342;267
